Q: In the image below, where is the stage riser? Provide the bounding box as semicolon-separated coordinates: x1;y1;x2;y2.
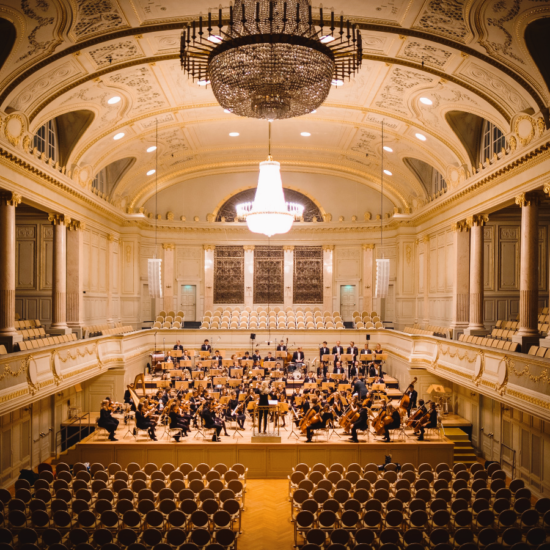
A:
71;442;454;478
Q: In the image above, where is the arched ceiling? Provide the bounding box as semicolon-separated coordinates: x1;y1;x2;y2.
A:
0;0;547;215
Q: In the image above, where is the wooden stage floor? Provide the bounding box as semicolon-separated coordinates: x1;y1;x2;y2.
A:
62;422;455;478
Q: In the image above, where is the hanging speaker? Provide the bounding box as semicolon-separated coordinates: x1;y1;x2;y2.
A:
375;258;390;298
148;258;163;299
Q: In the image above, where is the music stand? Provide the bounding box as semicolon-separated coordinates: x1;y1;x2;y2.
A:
240;359;254;369
222;360;233;368
251;369;264;378
169;350;183;358
201;360;212;368
322;354;334;363
288;407;301;440
231;368;244;379
275;351;287;358
175;381;189;390
199;351;210;359
341;354;354;363
179;360;192;369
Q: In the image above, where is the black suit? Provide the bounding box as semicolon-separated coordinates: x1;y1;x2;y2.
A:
351;408;369;441
212;355;223;367
407;389;418;414
264;356;276;362
347;346;358;359
98;409;118;439
332;346;343;357
353;380;368;399
173;344;184;351
384;410;402;440
201;408;222;440
292;351;304;363
276;345;287;351
201;344;211;352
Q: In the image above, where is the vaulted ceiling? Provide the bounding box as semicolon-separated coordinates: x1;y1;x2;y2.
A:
0;0;548;215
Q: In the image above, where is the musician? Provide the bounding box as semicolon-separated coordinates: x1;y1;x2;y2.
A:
174;340;184;352
303;372;316;384
306;400;333;443
241;351;251;361
212;351;223;367
333;361;345;374
417;401;438;441
201;340;211;352
135;402;157;441
406;384;418;415
412;399;428;423
264;352;276;363
360;344;373;374
201;400;223;442
98;400;119;441
227;391;246;430
347;342;358;361
252;349;262;363
258;381;271;434
182;350;191;361
292;347;305;365
123;385;134;407
381;405;401;442
349;402;369;443
368;362;378;378
374;374;385;384
276;340;287;351
319;341;330;376
373;343;384;375
168;402;189;441
332;341;344;358
352;376;369;399
349;360;359;378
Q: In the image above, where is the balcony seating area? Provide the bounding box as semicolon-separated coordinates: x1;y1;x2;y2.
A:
18;334;77;351
458;334;520;352
153;311;185;330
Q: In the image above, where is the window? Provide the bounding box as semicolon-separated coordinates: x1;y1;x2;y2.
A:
432;170;447;195
481;120;506;163
33;119;58;161
92;168;107;194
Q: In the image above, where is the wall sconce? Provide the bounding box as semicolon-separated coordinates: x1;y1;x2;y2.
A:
57;392;64;397
470;392;477;397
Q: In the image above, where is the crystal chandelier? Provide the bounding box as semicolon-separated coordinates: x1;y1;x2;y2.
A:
180;0;363;120
237;123;301;237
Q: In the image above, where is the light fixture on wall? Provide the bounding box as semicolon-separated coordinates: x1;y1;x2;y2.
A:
375;120;390;299
148;119;163;300
237;122;303;237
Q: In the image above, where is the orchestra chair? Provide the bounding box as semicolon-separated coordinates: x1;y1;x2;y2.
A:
94;418;109;441
424;419;444;440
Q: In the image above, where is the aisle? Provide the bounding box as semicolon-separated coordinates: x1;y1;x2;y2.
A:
239;479;294;550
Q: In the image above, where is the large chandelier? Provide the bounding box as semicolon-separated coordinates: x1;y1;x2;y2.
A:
179;0;363;120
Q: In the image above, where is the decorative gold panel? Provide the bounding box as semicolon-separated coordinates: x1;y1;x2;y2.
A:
254;246;284;304
293;246;323;304
214;246;245;304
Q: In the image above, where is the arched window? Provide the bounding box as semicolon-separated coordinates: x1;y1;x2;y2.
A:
92;168;107;194
480;119;506;162
33;119;58;161
432;170;447;195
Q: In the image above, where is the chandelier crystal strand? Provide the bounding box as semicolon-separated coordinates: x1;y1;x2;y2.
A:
180;1;362;120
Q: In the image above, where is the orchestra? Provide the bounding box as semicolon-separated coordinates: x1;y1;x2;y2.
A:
104;340;439;445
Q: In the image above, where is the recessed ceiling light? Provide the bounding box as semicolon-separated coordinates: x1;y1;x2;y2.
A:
384;169;392;176
419;97;433;105
197;79;211;86
415;133;427;141
108;96;121;105
320;35;335;44
229;132;239;137
332;79;344;87
208;35;223;44
147;169;156;176
301;132;311;137
113;132;125;140
147;146;157;153
383;146;393;152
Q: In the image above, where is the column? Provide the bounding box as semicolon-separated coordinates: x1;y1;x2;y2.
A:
66;220;85;337
162;243;175;312
323;245;334;313
283;245;294;309
465;214;489;335
450;221;470;339
362;244;374;313
244;245;255;308
105;235;115;323
422;236;430;326
203;245;215;313
0;192;22;351
512;193;541;350
48;213;71;334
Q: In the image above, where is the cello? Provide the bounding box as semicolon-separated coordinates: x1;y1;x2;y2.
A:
372;408;393;436
299;407;321;434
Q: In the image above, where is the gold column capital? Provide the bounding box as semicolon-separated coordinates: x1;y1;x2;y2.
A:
362;244;375;250
421;235;430;243
162;243;175;250
68;220;85;231
323;245;335;252
203;244;216;251
466;214;489;228
48;213;71;226
283;245;294;252
107;234;116;242
451;220;470;232
0;192;22;207
515;192;541;207
243;245;256;252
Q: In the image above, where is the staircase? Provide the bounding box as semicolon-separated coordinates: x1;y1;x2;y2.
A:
444;428;478;465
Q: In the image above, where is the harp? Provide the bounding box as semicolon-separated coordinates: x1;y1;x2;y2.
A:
128;373;147;410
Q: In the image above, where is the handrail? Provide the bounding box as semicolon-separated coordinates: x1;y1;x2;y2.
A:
55;412;90;457
500;442;516;479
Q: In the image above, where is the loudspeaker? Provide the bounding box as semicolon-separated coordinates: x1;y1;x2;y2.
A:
250;333;256;340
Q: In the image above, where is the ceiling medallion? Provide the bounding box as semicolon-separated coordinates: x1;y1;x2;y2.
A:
180;0;363;120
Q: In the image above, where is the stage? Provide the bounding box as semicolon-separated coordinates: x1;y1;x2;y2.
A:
60;423;455;478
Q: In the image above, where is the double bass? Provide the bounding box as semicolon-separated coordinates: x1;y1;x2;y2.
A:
398;376;418;418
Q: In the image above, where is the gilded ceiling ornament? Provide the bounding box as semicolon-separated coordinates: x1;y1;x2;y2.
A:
206;213;215;222
466;214;489;227
364;212;372;221
362;244;375;250
339;216;345;222
68;220;85;231
162;243;175;250
451;220;469;232
4;114;25;147
514;115;535;147
283;245;294;252
405;245;412;265
48;213;71;226
322;245;335;252
22;135;31;153
508;135;517;151
0;192;22;207
166;212;174;221
203;245;216;251
537;117;546;136
351;215;358;222
243;245;256;251
323;213;332;222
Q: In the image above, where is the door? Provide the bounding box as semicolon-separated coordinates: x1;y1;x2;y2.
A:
340;285;356;321
181;285;196;321
141;283;152;322
32;398;51;466
480;395;500;461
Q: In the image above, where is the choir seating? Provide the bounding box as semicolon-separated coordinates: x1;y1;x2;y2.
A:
154;311;185;329
289;460;550;550
0;461;247;550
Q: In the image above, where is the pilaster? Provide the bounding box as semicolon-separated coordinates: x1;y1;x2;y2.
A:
323;245;334;313
162;243;175;312
283;245;294;309
362;244;374;314
66;220;86;337
204;245;215;313
244;245;255;308
450;221;470;339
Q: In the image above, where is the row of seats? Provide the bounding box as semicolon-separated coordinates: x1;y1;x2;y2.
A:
290;461;550;550
100;326;134;336
404;327;435;337
459;334;520;352
15;319;42;330
0;461;247;550
528;345;550;358
411;324;450;338
84;324;113;338
490;328;519;341
153;321;182;330
19;334;77;351
17;327;47;341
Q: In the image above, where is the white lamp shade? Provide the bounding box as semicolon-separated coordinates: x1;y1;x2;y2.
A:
148;258;163;299
375;258;390;298
246;160;294;237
